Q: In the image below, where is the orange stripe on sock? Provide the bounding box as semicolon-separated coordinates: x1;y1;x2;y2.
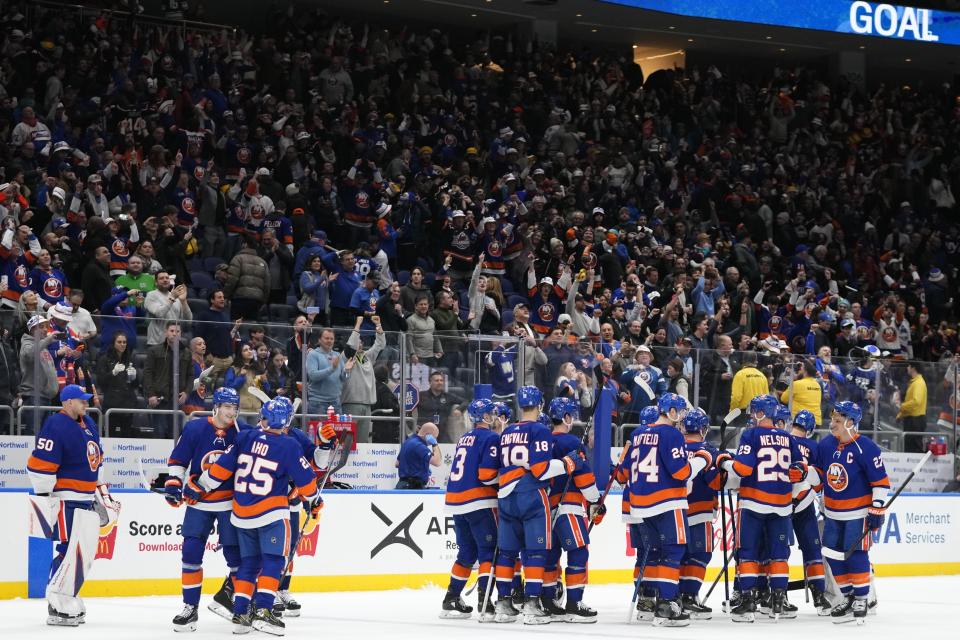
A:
234;579;255;598
566;572;588;587
806;563;825;578
495;566;515;580
451;563;472;579
478;562;492;576
182;571;203;586
257;576;280;593
849;572;871;586
524;566;544;582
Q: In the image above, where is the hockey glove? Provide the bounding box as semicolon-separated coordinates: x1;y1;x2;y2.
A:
318;424;338;444
788;462;807;483
562;454;584;474
693;448;714;469
867;502;886;531
588;502;607;526
309;495;324;518
164;477;183;508
714;452;734;473
183;476;205;505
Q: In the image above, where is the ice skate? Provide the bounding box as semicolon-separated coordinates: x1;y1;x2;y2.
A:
810;587;831;616
46;603;82;627
439;592;473;619
493;598;519;623
172;603;198;632
208;576;234;621
636;596;656;621
562;600;597;623
831;594;855;623
681;593;713;619
653;598;690;627
730;590;757;623
520;596;552;625
231;612;252;634
540;595;565;617
251;607;285;636
276;591;301;617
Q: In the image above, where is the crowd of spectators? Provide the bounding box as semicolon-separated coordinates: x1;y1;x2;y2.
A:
0;2;959;452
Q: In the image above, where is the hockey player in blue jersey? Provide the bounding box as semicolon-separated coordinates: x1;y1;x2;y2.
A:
616;393;712;626
492;402;512;431
814;401;890;624
439;399;501;620
678;407;721;620
541;397;602;623
493;386;586;624
268;396;338;619
787;409;830;614
165;387;254;631
185;398;324;636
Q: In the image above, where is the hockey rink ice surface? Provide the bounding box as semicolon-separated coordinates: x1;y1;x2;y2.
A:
0;576;955;638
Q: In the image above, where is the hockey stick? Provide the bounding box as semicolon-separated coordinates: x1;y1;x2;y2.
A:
550;427;591;528
627;539;652;624
717;408;742;450
703;482;740;604
824;450;932;562
280;431;354;584
478;542;499;623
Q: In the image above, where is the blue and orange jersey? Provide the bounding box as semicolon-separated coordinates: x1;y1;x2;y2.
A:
617;422;691;519
262;215;294;249
498;419;556;498
29;266;70;306
486;346;517;397
168;416;254;512
527;285;565;336
815;433;889;521
107;234;135;276
201;428;319;529
791;433;822;512
728;423;802;516
27;411;102;502
685;438;721;525
477;231;506;275
226;203;246;234
0;229;40;307
444;426;500;514
549;430;600;517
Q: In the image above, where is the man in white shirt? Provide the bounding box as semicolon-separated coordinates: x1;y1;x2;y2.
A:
144;271;193;345
66;290;97;342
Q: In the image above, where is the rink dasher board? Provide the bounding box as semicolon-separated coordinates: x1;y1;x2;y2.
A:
0;489;958;599
0;437;954;492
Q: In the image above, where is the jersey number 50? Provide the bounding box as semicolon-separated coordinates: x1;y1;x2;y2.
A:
234;454;278;496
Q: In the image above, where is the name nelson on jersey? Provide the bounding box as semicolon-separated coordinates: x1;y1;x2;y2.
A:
758;433;791;447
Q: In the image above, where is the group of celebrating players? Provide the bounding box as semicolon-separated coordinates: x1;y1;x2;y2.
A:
26;378;890;634
438;386;890;627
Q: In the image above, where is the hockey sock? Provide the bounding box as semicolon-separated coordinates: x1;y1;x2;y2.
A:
447;562;472;596
756;562;770;592
737;559;761;592
541;567;558;600
679;552;710;596
181;536;205;606
564;547;589;604
805;560;825;593
495;551;518;599
254;554;285;611
825;555;852;595
767;559;789;591
477;560;492;602
847;551;871;598
512;557;523;592
280;513;302;591
223;544;241;579
523;553;546;598
652;544;683;601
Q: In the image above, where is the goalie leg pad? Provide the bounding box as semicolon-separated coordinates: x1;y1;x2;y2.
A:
47;506;100;616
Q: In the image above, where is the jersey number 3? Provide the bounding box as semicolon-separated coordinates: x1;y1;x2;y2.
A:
234;454;278;496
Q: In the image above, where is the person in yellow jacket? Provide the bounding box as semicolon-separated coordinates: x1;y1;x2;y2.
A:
898;363;928;453
730;351;769;412
780;361;823;425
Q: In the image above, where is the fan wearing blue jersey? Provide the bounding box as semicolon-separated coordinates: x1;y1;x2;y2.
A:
269;396;338;619
185;398;323;636
165;387;253;631
616;393;711;627
716;394;803;622
814;401;890;624
678;407;721;620
541;398;602;623
439;399;501;620
493;386;586;625
787;409;830;614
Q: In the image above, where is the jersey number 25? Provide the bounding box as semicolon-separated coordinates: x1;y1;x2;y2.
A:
234;454;277;496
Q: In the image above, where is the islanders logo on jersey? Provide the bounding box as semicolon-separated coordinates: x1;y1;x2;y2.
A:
86;440;102;473
193;166;206;180
237;146;252;164
826;462;849;492
538;302;556;323
451;231;472;251
43;276;63;299
181;197;197;215
111;238;129;257
15;264;30;288
581;251;597;269
201;449;227;471
355;191;369;209
487;240;502;257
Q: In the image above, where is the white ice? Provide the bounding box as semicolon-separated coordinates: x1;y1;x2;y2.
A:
0;576;955;638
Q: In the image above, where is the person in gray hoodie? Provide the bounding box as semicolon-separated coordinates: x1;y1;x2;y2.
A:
341;315;386;443
18;315;59;434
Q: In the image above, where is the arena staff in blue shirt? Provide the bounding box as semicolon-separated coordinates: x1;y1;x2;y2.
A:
395;422;442;489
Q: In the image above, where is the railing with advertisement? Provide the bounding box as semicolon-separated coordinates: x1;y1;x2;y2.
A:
0;487;958;599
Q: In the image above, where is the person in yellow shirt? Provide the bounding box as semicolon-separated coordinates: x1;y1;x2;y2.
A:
730;351;769;412
780;361;823;425
898;363;928;453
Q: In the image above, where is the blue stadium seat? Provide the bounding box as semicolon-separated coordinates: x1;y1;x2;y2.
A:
397;270;410;285
204;257;225;273
187;257;203;272
190;271;216;295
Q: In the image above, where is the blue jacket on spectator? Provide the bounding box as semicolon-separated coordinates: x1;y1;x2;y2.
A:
691;276;726;317
322;252;361;310
396;434;433;486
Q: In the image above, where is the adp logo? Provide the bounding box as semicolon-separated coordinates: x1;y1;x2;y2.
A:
96;520;119;560
296;512;322;558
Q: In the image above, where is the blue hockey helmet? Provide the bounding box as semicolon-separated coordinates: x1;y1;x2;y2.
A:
517;385;543;409
657;392;686;417
467;398;495;423
639;405;660;427
260;398;292;430
773;404;792;426
682;408;710;434
793;410;817;435
213;387;240;407
833;401;862;426
272;395;294;416
749;394;779;420
492;402;512;422
548;397;579;422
